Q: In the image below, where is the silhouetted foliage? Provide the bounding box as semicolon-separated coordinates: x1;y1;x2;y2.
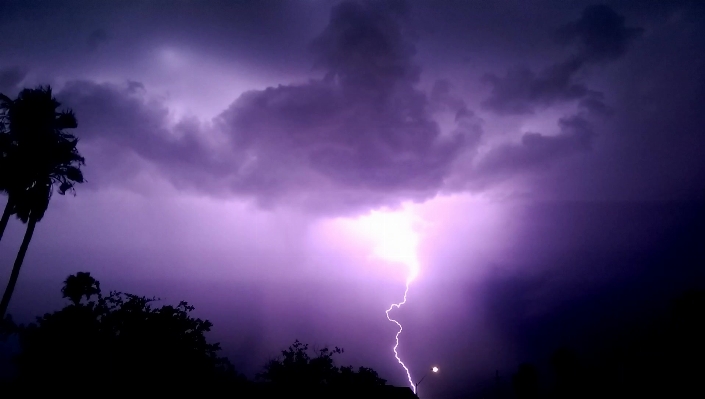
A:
494;289;705;399
338;365;388;388
260;340;343;386
61;271;101;305
551;347;586;399
0;86;85;320
0;85;84;233
659;289;705;397
11;272;234;390
259;339;387;390
512;363;539;399
2;272;404;396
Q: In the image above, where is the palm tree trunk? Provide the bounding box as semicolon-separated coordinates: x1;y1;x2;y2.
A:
0;216;37;320
0;197;14;243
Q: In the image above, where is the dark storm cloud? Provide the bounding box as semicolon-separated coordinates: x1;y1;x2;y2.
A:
482;4;642;115
481;59;588;115
208;0;535;209
428;79;484;151
556;4;644;63
58;80;229;192
0;0;325;84
475;115;594;177
215;0;467;210
532;1;705;203
87;28;109;51
468;202;705;395
52;0;625;213
54;0;482;213
578;91;612;116
310;0;415;87
429;79;469;115
0;66;27;95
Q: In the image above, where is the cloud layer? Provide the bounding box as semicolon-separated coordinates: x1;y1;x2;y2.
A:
52;1;475;214
44;1;650;215
5;0;678;215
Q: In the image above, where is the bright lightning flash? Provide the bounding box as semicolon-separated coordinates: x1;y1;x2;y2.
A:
385;272;416;391
353;207;421;392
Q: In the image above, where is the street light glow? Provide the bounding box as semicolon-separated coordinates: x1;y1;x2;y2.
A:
415;365;440;393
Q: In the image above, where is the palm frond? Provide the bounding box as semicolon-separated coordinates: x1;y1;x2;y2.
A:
0;86;85;221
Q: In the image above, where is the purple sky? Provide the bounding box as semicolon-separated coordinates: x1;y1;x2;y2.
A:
1;1;704;396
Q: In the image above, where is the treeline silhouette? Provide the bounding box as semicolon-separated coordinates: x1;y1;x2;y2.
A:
0;272;415;398
498;289;705;399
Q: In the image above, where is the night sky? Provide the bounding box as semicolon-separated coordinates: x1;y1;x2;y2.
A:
1;1;704;397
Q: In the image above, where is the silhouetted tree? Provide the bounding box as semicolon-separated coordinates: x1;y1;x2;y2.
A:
663;289;705;398
12;272;233;390
513;363;540;399
491;289;705;399
260;340;345;386
0;86;85;320
259;340;386;390
338;365;387;388
61;271;100;305
0;114;15;240
551;347;586;399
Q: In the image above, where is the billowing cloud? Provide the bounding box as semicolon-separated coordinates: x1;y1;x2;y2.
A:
58;80;227;194
556;4;644;63
54;1;621;214
57;1;481;214
482;4;641;115
481;58;588;115
474;115;594;178
215;1;473;212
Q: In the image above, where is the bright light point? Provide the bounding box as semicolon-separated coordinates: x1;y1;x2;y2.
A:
432;366;439;373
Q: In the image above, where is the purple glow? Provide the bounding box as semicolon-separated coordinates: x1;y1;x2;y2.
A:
1;2;704;398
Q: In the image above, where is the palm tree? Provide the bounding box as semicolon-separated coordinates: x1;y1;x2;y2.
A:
61;271;101;306
0;106;17;242
0;86;85;319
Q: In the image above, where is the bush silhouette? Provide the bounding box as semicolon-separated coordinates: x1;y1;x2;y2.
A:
11;272;233;390
259;339;387;388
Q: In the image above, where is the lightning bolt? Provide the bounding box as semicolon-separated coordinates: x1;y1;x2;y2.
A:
386;272;416;392
342;206;422;393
